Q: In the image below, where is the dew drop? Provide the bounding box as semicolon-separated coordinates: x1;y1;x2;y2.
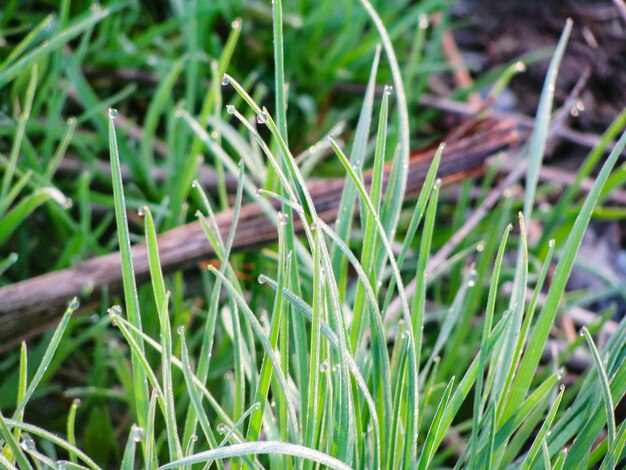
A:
191;180;199;189
476;243;485;253
190;434;198;442
310;223;317;231
68;297;80;311
221;75;230;86
270;400;276;408
177;326;185;335
514;61;526;72
137;207;146;217
258;275;266;285
108;305;123;316
109;108;119;119
21;435;36;451
418;13;429;29
131;425;145;442
278;212;289;225
384;85;394;96
231;18;242;30
73;398;82;406
54;461;69;470
320;360;329;372
226;104;236;115
217;423;229;434
257;111;266;125
90;313;100;323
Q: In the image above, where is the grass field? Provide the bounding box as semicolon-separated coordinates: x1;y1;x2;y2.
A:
1;1;625;469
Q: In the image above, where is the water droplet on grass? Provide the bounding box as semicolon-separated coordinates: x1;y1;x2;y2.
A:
256;112;266;125
221;75;230;86
231;18;242;30
226;104;236;114
418;13;429;29
177;326;185;335
131;425;145;442
68;297;80;310
108;305;122;316
21;435;36;451
109;108;119;119
384;85;394;96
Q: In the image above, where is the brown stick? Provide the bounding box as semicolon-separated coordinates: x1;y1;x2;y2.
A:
0;118;518;349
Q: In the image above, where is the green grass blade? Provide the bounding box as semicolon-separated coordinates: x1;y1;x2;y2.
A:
520;386;564;469
108;108;150;430
157;441;353;470
0;410;32;470
66;398;80;464
1;63;37;201
417;377;455;470
12;297;78;420
247;218;288;442
469;223;512;469
2;418;100;470
521;20;572;224
357;0;410;234
581;327;616;468
208;266;300;443
144;207;182;461
329;137;417;466
330;45;381;297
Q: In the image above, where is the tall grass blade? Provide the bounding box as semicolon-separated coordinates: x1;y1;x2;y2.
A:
108;108;150;430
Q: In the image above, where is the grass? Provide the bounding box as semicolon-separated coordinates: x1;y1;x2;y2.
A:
1;0;626;468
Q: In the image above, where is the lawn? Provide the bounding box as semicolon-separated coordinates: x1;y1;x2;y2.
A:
0;1;625;469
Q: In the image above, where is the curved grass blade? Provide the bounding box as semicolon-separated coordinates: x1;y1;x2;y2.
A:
208;267;301;443
2;418;100;470
357;0;410;234
157;441;352;470
581;327;616;468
